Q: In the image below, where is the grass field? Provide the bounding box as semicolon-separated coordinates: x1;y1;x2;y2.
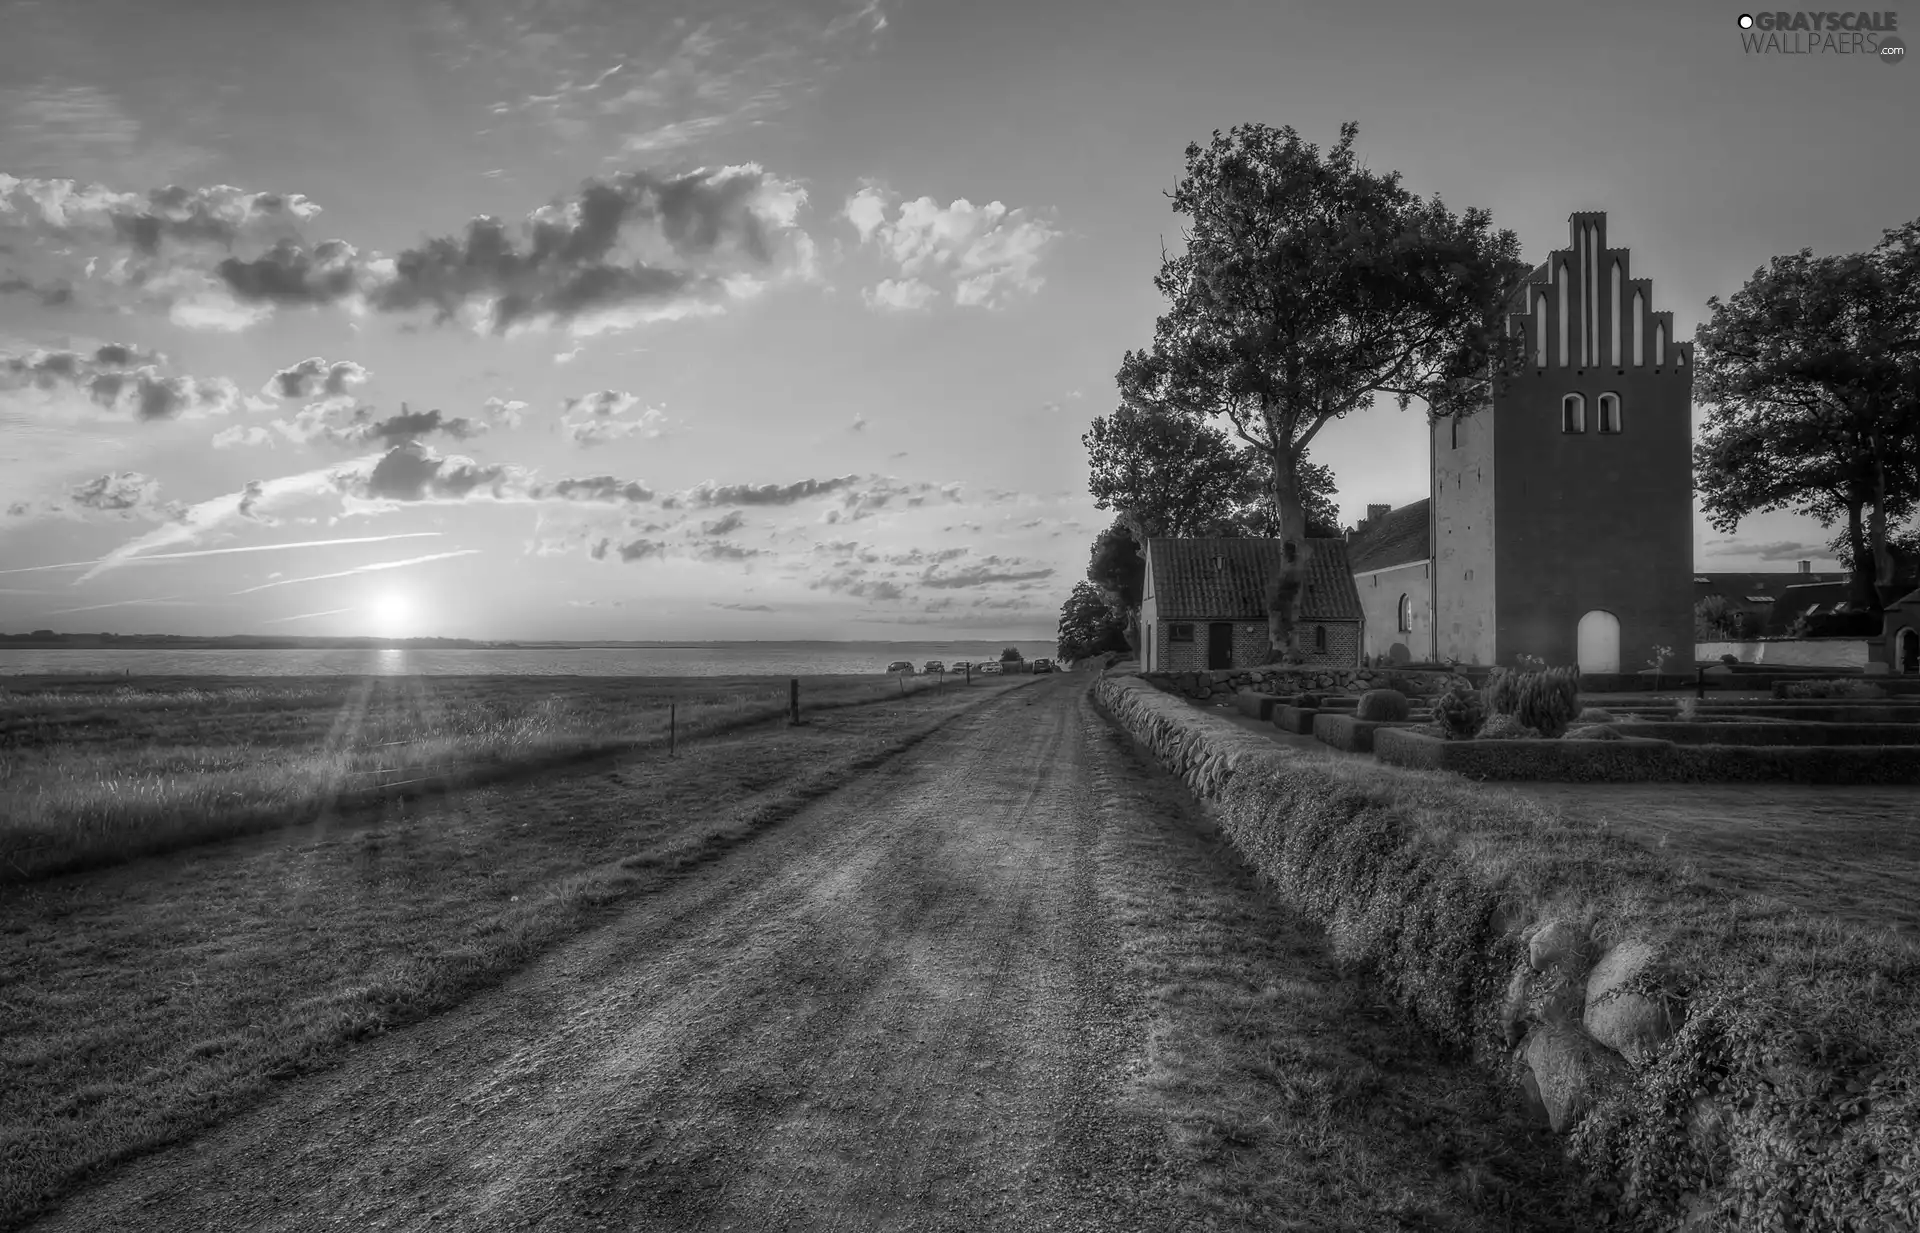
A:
0;674;1031;1231
0;671;968;882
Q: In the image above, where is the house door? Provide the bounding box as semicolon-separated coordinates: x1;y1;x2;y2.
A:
1577;610;1620;673
1900;628;1918;675
1207;622;1234;670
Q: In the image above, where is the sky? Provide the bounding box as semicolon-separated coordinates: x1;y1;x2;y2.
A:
0;0;1913;641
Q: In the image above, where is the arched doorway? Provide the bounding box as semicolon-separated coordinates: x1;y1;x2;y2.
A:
1577;610;1621;674
1900;627;1919;675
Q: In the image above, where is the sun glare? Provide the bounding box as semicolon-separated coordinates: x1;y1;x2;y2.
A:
369;592;413;636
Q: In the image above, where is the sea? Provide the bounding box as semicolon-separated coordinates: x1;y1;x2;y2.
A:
0;641;1064;679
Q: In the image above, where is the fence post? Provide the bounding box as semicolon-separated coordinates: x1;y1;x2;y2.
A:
1696;665;1707;701
670;702;676;757
789;677;800;725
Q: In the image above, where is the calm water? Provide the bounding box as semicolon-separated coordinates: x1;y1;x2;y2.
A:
0;642;1062;678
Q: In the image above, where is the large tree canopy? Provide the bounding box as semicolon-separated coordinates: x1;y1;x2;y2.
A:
1083;403;1343;540
1086;518;1146;618
1055;580;1131;664
1116;121;1527;662
1694;218;1920;610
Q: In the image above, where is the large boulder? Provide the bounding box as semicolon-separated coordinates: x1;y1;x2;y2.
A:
1520;1024;1623;1133
1527;919;1589;975
1583;940;1675;1063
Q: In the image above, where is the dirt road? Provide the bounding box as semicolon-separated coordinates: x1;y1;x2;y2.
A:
29;675;1589;1232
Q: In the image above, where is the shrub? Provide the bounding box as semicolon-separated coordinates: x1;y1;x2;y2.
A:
999;646;1024;663
1296;692;1324;709
1576;706;1614;723
1513;666;1580;739
1675;695;1700;721
1563;722;1622;740
1354;688;1411;722
1719;653;1740;666
1476;713;1540;740
1432;685;1486;740
1483;667;1523;717
1780;678;1887;699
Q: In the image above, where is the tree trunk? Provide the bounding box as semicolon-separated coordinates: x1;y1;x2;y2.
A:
1870;456;1894;606
1260;450;1312;664
1846;499;1878;610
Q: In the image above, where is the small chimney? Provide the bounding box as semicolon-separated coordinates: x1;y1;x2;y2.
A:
1798;560;1810;574
1366;504;1391;530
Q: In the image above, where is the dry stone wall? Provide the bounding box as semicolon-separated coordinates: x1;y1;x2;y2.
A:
1092;671;1918;1229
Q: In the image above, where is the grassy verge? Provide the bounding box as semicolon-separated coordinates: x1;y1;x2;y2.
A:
0;676;1027;1232
1087;719;1606;1231
0;671;970;882
1098;675;1920;1231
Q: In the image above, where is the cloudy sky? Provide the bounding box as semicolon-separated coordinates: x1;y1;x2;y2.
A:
1;0;1912;641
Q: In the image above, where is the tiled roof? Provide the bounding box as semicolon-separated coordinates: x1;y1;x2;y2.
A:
1695;572;1851;614
1764;581;1865;635
1147;536;1363;622
1347;499;1431;574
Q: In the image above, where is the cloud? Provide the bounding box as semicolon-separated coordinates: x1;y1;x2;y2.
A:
355;164;816;336
554;342;584;364
661;474;861;509
0;174;321;254
702;510;745;536
231;549;481;595
861;278;936;311
212;424;275;449
0;344;243;421
918;563;1056;589
849;414;867;432
265;356;372;400
68;471;179;518
844;184;1060;309
270;398;487;449
558;388;668;445
440;0;894;159
712;601;774;611
1708;540;1834;563
481;396;529;429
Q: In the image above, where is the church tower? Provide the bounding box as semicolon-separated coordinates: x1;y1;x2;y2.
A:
1431;212;1695;673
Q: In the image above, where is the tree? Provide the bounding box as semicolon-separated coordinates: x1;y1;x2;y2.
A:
1085;404;1345;539
1116;122;1527;662
1086;518;1146;645
1694;594;1759;641
1694;218;1920;612
999;645;1024;663
1055;581;1130;663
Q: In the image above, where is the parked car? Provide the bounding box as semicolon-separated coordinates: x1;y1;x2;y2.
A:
924;660;945;674
980;661;1003;674
886;661;915;674
1031;658;1053;673
951;661;974;673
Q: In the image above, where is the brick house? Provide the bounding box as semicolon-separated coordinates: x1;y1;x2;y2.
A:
1345;499;1433;664
1874;587;1920;675
1139;537;1364;672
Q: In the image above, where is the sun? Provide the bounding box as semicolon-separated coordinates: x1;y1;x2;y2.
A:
368;591;413;636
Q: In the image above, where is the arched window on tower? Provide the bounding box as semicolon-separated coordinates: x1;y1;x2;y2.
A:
1397;594;1412;633
1562;393;1586;433
1598;392;1621;434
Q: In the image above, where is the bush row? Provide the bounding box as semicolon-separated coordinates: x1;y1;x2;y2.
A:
1372;729;1920;783
1094;673;1920;1231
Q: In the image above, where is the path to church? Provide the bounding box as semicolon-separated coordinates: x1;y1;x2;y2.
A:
28;674;1598;1233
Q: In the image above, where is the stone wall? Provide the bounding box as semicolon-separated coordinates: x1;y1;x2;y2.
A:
1142;664;1474;704
1090;671;1918;1226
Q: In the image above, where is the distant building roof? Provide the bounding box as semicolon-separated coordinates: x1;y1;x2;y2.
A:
1347;499;1431;574
1695;572;1851;614
1764;580;1870;636
1147;537;1364;623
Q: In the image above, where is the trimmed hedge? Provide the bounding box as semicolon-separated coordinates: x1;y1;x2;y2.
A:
1373;729;1920;784
1272;705;1321;734
1232;692;1289;722
1312;712;1419;753
1094;673;1920;1231
1607;721;1920;747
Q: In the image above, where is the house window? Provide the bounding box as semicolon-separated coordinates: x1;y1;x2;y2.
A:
1314;625;1327;652
1597;392;1621;433
1397;594;1412;633
1562;393;1586;433
1169;623;1194;643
